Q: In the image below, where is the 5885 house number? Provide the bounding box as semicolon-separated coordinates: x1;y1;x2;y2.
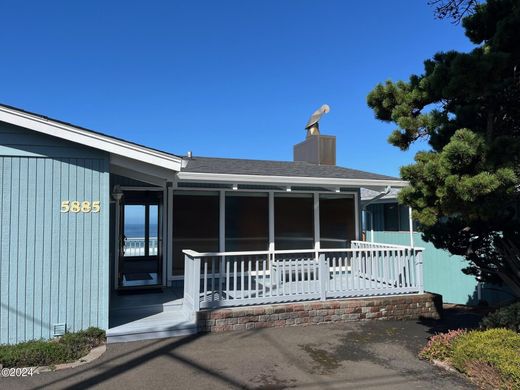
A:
61;201;101;213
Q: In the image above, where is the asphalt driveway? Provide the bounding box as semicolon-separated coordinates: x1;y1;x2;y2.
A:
1;307;481;390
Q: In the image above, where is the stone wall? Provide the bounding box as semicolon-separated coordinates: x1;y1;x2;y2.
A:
197;293;442;333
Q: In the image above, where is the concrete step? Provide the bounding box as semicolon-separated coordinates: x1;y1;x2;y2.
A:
107;306;198;343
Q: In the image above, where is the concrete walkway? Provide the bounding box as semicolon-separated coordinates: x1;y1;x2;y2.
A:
1;307;480;390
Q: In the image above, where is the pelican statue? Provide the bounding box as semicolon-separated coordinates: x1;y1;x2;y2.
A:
305;104;330;138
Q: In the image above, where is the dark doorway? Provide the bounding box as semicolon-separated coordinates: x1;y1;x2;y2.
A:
118;190;163;289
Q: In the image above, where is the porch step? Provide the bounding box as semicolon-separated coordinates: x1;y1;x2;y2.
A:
107;306;198;343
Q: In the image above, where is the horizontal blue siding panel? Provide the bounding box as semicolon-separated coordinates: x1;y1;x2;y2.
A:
0;125;110;344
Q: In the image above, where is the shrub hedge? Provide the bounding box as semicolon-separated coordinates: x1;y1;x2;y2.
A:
0;327;105;368
421;328;520;389
451;329;520;389
480;301;520;332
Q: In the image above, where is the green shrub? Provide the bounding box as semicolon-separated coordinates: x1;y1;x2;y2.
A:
451;328;520;389
0;327;105;368
419;329;466;362
481;302;520;332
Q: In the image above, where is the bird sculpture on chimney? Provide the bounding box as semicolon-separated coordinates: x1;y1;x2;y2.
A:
305;104;330;138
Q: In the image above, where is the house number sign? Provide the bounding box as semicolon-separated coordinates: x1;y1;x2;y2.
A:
60;201;101;213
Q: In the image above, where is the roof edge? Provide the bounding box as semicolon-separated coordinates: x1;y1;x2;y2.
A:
0;104;182;171
177;171;409;188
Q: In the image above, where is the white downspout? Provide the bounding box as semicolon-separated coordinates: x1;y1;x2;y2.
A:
408;206;414;248
362;186;391;242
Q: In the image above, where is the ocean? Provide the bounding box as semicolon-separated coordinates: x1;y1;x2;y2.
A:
124;223;158;238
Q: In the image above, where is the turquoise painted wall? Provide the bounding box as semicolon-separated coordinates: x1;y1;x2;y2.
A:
368;231;515;305
368;231;479;305
0;122;110;344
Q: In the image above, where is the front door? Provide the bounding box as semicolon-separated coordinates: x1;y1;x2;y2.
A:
118;190;163;289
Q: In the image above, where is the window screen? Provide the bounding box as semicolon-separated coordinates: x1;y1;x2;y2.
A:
225;193;269;252
320;195;356;248
274;194;314;250
172;192;219;275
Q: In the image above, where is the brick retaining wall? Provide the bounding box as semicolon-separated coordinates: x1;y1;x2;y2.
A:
197;293;442;333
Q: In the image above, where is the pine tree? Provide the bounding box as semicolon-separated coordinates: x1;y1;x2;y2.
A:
367;0;520;296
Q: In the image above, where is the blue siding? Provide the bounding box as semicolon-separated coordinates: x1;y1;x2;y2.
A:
0;122;110;344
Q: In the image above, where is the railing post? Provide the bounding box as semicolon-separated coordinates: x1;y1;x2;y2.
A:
319;253;327;301
193;257;201;311
415;250;424;294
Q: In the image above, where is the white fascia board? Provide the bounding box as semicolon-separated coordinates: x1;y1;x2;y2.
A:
176;171;409;188
0;106;182;171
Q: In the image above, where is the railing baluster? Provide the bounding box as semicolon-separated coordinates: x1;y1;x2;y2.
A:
203;260;208;302
226;260;230;298
248;258;252;299
254;257;258;298
211;257;215;302
262;258;267;297
233;259;237;299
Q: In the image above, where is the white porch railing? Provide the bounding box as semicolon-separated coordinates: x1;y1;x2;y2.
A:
183;240;424;312
123;237;158;257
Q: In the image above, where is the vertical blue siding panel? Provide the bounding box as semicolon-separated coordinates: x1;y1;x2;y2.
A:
74;161;85;332
17;158;28;342
50;159;61;335
100;158;110;330
66;160;77;333
83;160;93;329
25;158;37;340
1;158;10;341
8;158;20;344
41;159;53;339
33;159;45;340
58;160;69;326
90;160;100;327
0;126;110;344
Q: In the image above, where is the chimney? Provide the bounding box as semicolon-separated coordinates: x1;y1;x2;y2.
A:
294;104;336;165
293;134;336;165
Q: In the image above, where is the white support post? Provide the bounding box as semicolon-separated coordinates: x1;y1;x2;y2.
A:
219;190;226;292
219;190;226;252
114;197;121;290
319;253;327;301
268;192;275;261
408;206;414;248
193;257;201;311
313;193;320;251
416;250;424;294
166;186;173;283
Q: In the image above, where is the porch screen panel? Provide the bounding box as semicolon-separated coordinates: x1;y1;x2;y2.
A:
274;193;314;250
172;192;219;275
225;193;269;252
319;195;356;248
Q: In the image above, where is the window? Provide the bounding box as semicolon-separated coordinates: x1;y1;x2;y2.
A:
172;192;219;275
274;193;314;250
398;204;411;231
320;195;356;248
225;193;269;252
383;203;399;231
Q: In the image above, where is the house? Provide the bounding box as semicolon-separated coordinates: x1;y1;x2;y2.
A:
362;188;515;306
0;104;433;344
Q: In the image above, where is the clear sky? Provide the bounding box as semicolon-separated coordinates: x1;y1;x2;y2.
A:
0;1;476;177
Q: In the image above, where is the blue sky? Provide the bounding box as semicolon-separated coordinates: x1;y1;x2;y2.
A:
0;1;475;176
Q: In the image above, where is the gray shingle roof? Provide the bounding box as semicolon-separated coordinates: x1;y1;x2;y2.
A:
183;156;399;181
360;187;400;201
